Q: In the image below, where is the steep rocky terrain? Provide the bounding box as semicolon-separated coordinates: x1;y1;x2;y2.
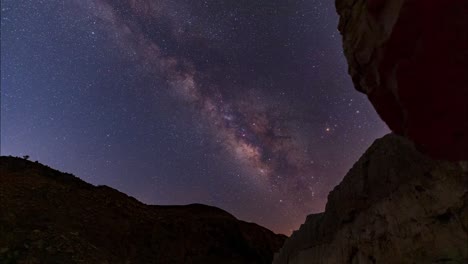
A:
273;134;467;263
0;156;286;264
272;0;468;262
336;0;468;160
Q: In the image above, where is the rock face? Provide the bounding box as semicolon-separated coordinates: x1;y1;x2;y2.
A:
273;1;468;262
273;134;468;264
336;0;468;160
0;156;286;264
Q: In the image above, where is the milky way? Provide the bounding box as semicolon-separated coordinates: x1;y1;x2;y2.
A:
1;0;389;233
78;0;332;213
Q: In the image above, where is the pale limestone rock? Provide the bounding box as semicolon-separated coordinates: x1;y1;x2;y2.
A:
273;134;468;264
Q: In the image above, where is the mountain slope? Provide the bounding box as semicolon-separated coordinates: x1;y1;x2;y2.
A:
0;156;286;264
273;134;467;263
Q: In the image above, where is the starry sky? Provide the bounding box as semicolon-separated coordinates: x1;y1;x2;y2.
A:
1;0;389;234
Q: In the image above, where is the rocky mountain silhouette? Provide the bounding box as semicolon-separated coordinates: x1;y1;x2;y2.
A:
0;156;286;264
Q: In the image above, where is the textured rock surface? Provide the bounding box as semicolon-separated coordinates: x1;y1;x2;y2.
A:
273;134;468;264
336;0;468;160
0;156;286;264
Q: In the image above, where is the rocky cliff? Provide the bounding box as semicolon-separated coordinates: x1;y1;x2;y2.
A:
336;0;468;160
273;1;468;262
0;156;286;264
273;134;467;263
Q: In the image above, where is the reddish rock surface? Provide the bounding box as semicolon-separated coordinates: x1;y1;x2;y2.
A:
337;0;468;160
272;2;468;263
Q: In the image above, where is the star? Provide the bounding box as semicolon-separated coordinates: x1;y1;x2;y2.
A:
1;0;389;235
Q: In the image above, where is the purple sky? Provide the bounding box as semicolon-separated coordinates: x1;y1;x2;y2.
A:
1;0;389;234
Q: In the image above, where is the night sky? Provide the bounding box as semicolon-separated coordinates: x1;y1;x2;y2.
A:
1;0;389;234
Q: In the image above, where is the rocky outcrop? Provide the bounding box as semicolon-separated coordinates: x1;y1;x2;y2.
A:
336;0;468;160
0;156;286;264
273;134;468;264
273;1;468;262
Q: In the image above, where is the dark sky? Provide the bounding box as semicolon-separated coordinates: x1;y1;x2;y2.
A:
1;0;389;234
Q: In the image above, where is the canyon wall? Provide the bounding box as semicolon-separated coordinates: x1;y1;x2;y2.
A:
337;0;467;160
273;1;468;263
273;134;467;263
